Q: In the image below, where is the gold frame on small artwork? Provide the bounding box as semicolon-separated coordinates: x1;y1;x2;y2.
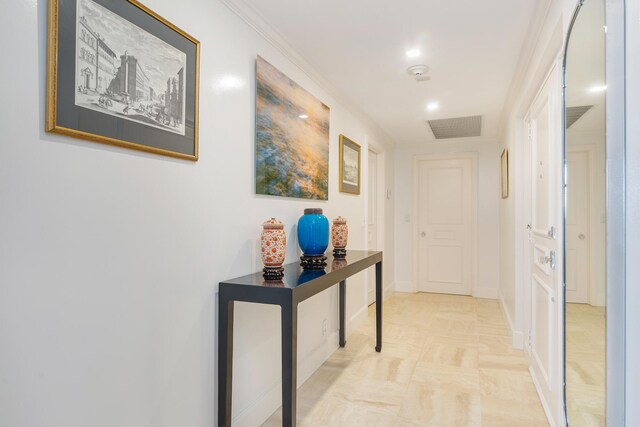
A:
339;134;361;195
501;148;509;199
46;0;200;161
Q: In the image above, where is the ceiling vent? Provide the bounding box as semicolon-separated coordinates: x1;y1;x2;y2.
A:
427;115;482;139
566;105;593;128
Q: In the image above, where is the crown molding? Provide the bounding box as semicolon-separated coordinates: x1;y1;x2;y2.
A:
218;0;397;147
497;0;557;138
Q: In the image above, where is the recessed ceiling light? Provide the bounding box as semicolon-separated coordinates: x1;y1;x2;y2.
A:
590;85;607;93
298;114;309;119
427;102;439;111
406;49;421;58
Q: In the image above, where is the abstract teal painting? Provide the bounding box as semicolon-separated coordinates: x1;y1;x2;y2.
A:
255;56;330;200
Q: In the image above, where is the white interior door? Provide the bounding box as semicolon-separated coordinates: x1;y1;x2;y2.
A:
526;63;562;425
367;150;378;305
417;157;475;295
566;150;591;304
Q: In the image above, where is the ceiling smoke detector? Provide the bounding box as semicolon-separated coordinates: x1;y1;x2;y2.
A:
407;65;430;82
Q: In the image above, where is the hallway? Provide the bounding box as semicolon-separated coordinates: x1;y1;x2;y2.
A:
263;293;548;426
5;0;638;424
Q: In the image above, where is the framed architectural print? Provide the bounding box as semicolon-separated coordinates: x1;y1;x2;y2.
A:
501;148;509;198
339;134;361;195
46;0;200;160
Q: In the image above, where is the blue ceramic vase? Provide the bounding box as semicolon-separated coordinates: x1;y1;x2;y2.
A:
297;208;329;256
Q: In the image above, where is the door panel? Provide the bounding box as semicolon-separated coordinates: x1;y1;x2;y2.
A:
427;245;463;283
534;94;551;233
526;63;562;426
418;157;475;295
534;244;552;276
427;167;463;224
533;274;554;384
566;150;590;303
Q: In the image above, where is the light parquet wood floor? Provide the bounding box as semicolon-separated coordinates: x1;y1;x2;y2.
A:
565;303;606;427
262;292;548;427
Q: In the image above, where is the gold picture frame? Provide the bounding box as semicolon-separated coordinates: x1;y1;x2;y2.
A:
501;148;509;199
46;0;200;160
339;134;361;195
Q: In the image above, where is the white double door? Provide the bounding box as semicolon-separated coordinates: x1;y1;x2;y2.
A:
417;156;476;296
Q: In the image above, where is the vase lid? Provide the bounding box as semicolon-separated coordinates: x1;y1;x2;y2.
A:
333;216;347;224
263;218;284;229
304;208;323;215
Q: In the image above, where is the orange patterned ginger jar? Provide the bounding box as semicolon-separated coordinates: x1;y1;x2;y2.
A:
331;216;348;258
261;218;286;279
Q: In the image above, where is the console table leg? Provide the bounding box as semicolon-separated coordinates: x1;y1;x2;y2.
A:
339;280;346;347
218;294;234;427
281;300;298;427
375;261;382;352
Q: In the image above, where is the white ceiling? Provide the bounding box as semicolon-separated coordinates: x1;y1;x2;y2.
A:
566;0;605;134
229;0;540;144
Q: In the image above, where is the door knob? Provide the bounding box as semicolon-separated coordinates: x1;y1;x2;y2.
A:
421;232;426;237
538;251;556;270
579;234;586;240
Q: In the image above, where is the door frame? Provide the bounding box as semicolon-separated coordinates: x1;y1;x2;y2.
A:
606;0;627;423
521;57;565;427
412;152;478;296
521;60;561;358
366;148;383;304
365;138;386;301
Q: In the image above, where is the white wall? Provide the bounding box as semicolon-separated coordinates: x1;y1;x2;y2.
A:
497;115;522;341
393;139;500;299
0;1;395;426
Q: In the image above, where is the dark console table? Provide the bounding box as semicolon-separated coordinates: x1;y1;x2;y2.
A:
218;250;383;427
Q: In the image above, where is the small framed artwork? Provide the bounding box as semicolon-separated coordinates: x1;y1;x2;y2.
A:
46;0;200;160
339;135;361;195
501;148;509;199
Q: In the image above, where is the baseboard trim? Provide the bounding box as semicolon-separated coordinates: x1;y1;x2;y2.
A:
395;280;414;293
499;289;524;349
512;330;525;349
529;366;555;427
384;282;395;300
348;305;368;330
473;287;499;299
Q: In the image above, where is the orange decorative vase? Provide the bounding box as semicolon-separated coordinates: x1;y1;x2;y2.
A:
331;216;348;258
261;218;286;280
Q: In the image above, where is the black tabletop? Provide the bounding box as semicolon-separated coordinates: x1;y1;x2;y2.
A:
220;250;382;290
